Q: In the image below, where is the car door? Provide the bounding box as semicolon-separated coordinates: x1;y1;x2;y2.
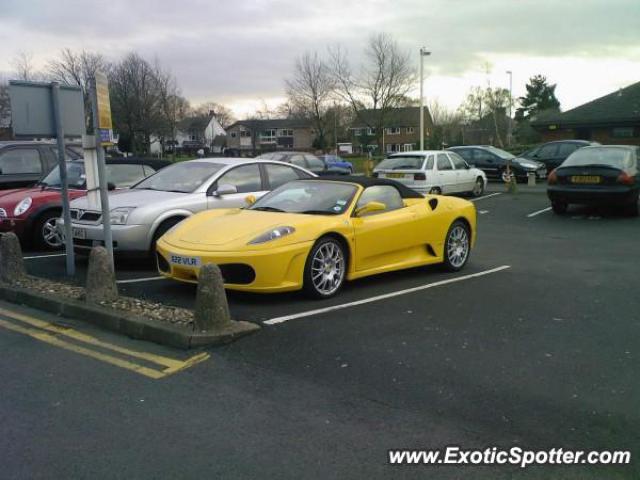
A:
304;155;327;175
435;153;456;193
534;143;560;171
0;146;45;189
352;185;423;272
448;152;474;192
472;148;500;177
207;163;266;209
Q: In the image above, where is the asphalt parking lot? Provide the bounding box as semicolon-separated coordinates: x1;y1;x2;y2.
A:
3;184;639;479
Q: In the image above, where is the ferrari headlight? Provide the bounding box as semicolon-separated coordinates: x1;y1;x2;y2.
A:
109;207;135;225
13;197;32;216
248;226;295;245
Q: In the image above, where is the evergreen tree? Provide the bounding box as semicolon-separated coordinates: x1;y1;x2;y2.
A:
515;75;560;120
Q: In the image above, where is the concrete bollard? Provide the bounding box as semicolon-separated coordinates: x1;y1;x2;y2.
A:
86;246;118;303
194;263;232;331
191;263;260;343
0;233;26;284
527;172;536;186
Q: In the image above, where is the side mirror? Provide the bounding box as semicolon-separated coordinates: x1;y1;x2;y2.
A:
107;182;116;191
464;163;470;169
212;184;237;197
245;194;256;206
355;201;386;217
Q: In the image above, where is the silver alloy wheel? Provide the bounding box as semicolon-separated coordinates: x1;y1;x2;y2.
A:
472;178;484;196
42;218;63;248
446;225;469;268
311;241;345;296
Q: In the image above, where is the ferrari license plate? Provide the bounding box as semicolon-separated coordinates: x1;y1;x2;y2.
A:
385;172;406;179
571;175;601;184
170;254;201;267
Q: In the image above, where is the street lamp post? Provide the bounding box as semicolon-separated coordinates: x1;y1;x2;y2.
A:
506;70;513;146
419;47;431;150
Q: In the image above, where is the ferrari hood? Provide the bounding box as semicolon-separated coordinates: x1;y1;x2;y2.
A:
163;209;338;249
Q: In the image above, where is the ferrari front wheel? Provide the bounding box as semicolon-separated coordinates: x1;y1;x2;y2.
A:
303;237;346;299
442;220;471;272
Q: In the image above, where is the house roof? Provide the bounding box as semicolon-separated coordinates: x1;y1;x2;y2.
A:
178;114;214;132
227;118;312;130
351;107;433;128
531;81;640;127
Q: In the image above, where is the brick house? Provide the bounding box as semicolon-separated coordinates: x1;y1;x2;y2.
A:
349;107;434;154
530;81;640;146
226;118;315;155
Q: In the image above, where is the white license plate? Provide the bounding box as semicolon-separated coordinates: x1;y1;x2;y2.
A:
72;227;86;239
170;254;201;267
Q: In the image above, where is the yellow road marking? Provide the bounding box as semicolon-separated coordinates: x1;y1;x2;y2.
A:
0;308;210;379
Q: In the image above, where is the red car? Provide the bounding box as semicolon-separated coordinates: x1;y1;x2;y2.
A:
0;158;169;250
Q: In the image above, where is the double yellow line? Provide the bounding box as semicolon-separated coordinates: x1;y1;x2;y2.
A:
0;307;209;379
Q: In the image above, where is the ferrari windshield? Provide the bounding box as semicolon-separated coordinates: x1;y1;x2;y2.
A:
40;162;86;189
250;180;358;215
134;161;224;193
562;147;635;170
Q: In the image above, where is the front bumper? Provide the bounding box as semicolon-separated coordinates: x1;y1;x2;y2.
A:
156;239;314;293
547;185;638;205
61;219;152;255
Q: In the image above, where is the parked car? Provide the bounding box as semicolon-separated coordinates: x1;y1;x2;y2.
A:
256;151;347;176
373;150;487;197
519;140;598;173
448;145;547;182
0;141;83;190
156;177;476;298
0;158;169;249
319;154;354;174
547;145;639;216
66;158;316;258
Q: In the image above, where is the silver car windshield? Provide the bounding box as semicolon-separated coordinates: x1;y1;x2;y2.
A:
562;147;634;170
250;180;358;215
134;162;224;193
486;146;515;160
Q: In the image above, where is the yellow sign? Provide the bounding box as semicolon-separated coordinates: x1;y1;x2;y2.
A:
95;71;112;130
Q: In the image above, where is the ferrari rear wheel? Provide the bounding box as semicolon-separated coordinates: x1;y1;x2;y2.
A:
303;237;346;299
442;220;470;272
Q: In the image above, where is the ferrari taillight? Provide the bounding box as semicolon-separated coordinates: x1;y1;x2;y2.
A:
548;169;558;185
617;172;636;185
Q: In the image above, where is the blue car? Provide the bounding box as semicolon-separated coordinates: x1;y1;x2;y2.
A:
320;155;353;174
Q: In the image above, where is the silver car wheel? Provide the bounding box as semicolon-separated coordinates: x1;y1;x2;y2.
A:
42;218;63;249
311;241;345;296
447;225;469;268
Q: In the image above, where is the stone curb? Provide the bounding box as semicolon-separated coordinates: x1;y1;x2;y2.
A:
0;284;259;349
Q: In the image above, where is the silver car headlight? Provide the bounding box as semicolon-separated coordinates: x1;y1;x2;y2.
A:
109;207;135;225
14;197;32;216
248;226;295;245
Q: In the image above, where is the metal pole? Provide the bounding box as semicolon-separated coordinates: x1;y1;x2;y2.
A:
507;70;513;146
420;48;424;151
89;78;114;265
50;82;75;276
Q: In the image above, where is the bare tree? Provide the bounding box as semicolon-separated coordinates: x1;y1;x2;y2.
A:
11;51;40;81
286;51;335;150
329;33;415;152
47;48;108;127
0;81;11;132
192;101;235;128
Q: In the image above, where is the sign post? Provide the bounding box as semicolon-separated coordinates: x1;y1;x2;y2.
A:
90;71;115;265
51;82;75;275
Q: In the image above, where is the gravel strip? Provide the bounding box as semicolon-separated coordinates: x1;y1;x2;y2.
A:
10;275;194;328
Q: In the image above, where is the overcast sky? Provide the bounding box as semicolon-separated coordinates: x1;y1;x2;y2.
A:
1;0;639;117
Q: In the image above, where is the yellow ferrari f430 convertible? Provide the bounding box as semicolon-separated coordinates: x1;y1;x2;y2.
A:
156;177;477;298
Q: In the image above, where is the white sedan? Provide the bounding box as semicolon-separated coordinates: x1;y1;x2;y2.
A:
373;150;487;197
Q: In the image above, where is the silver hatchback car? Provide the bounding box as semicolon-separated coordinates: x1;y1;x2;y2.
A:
66;158;315;257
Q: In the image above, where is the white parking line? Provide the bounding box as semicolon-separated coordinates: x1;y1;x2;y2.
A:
23;253;67;260
471;192;502;202
527;207;552;218
116;276;166;284
264;265;511;326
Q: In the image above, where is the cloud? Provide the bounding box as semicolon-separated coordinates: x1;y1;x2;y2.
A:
0;0;638;114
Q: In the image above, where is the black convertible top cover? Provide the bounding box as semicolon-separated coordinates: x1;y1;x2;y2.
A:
302;175;424;199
